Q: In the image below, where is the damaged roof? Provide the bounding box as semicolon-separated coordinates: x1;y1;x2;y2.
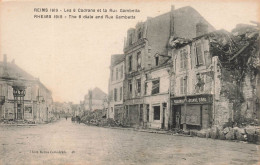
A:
110;54;124;67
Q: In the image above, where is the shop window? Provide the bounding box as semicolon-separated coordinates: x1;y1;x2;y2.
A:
152;80;160;94
153;106;160;120
114;88;117;102
129;55;132;72
180;49;188;70
180;76;187;95
195;43;204;66
137;52;141;71
136;79;141;95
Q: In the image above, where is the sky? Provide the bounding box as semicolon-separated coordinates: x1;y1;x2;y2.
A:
0;0;259;104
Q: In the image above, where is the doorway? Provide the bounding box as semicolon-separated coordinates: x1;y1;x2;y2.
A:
17;104;23;120
172;105;181;129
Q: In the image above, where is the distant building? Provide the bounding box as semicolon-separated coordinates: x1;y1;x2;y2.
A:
107;54;124;120
83;87;107;112
123;6;215;128
0;55;53;123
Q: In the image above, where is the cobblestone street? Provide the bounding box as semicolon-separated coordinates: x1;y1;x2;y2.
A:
0;119;259;165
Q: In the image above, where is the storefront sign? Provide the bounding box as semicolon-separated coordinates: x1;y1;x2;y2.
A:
172;95;212;104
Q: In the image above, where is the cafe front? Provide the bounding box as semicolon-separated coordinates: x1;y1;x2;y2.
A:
171;94;213;130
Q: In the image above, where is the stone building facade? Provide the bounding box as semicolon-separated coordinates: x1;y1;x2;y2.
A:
0;56;53;123
123;6;214;128
169;25;259;130
107;54;124;120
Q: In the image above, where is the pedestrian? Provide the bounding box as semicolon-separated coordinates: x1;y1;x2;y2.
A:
66;116;67;120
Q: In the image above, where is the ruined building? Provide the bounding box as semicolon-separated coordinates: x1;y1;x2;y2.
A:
123;6;215;128
169;24;259;130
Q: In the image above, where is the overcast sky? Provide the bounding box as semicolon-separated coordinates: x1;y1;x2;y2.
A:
1;0;259;104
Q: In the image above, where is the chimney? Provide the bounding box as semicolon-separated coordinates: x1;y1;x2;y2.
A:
170;5;175;36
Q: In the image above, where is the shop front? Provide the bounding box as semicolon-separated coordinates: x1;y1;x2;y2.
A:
124;98;143;127
171;94;213;130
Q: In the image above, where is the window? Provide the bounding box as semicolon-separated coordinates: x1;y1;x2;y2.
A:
136;79;141;95
128;80;132;97
153;106;160;120
120;65;123;79
180;49;188;69
138;29;142;39
116;68;118;80
120;87;122;100
144;82;148;95
155;56;159;66
195;43;204;66
129;33;133;45
195;74;205;93
152;80;160;94
180;76;187;95
129;55;132;72
137;52;141;71
114;88;117;102
111;69;114;81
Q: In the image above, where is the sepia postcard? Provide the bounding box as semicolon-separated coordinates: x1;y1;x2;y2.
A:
0;0;259;164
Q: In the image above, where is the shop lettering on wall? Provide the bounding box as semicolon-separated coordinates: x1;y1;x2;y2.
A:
173;95;211;104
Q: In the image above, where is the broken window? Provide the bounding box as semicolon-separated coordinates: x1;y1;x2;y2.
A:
152;79;160;94
153;106;160;120
195;43;204;66
180;48;188;70
137;52;141;71
129;55;132;72
195;74;205;93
